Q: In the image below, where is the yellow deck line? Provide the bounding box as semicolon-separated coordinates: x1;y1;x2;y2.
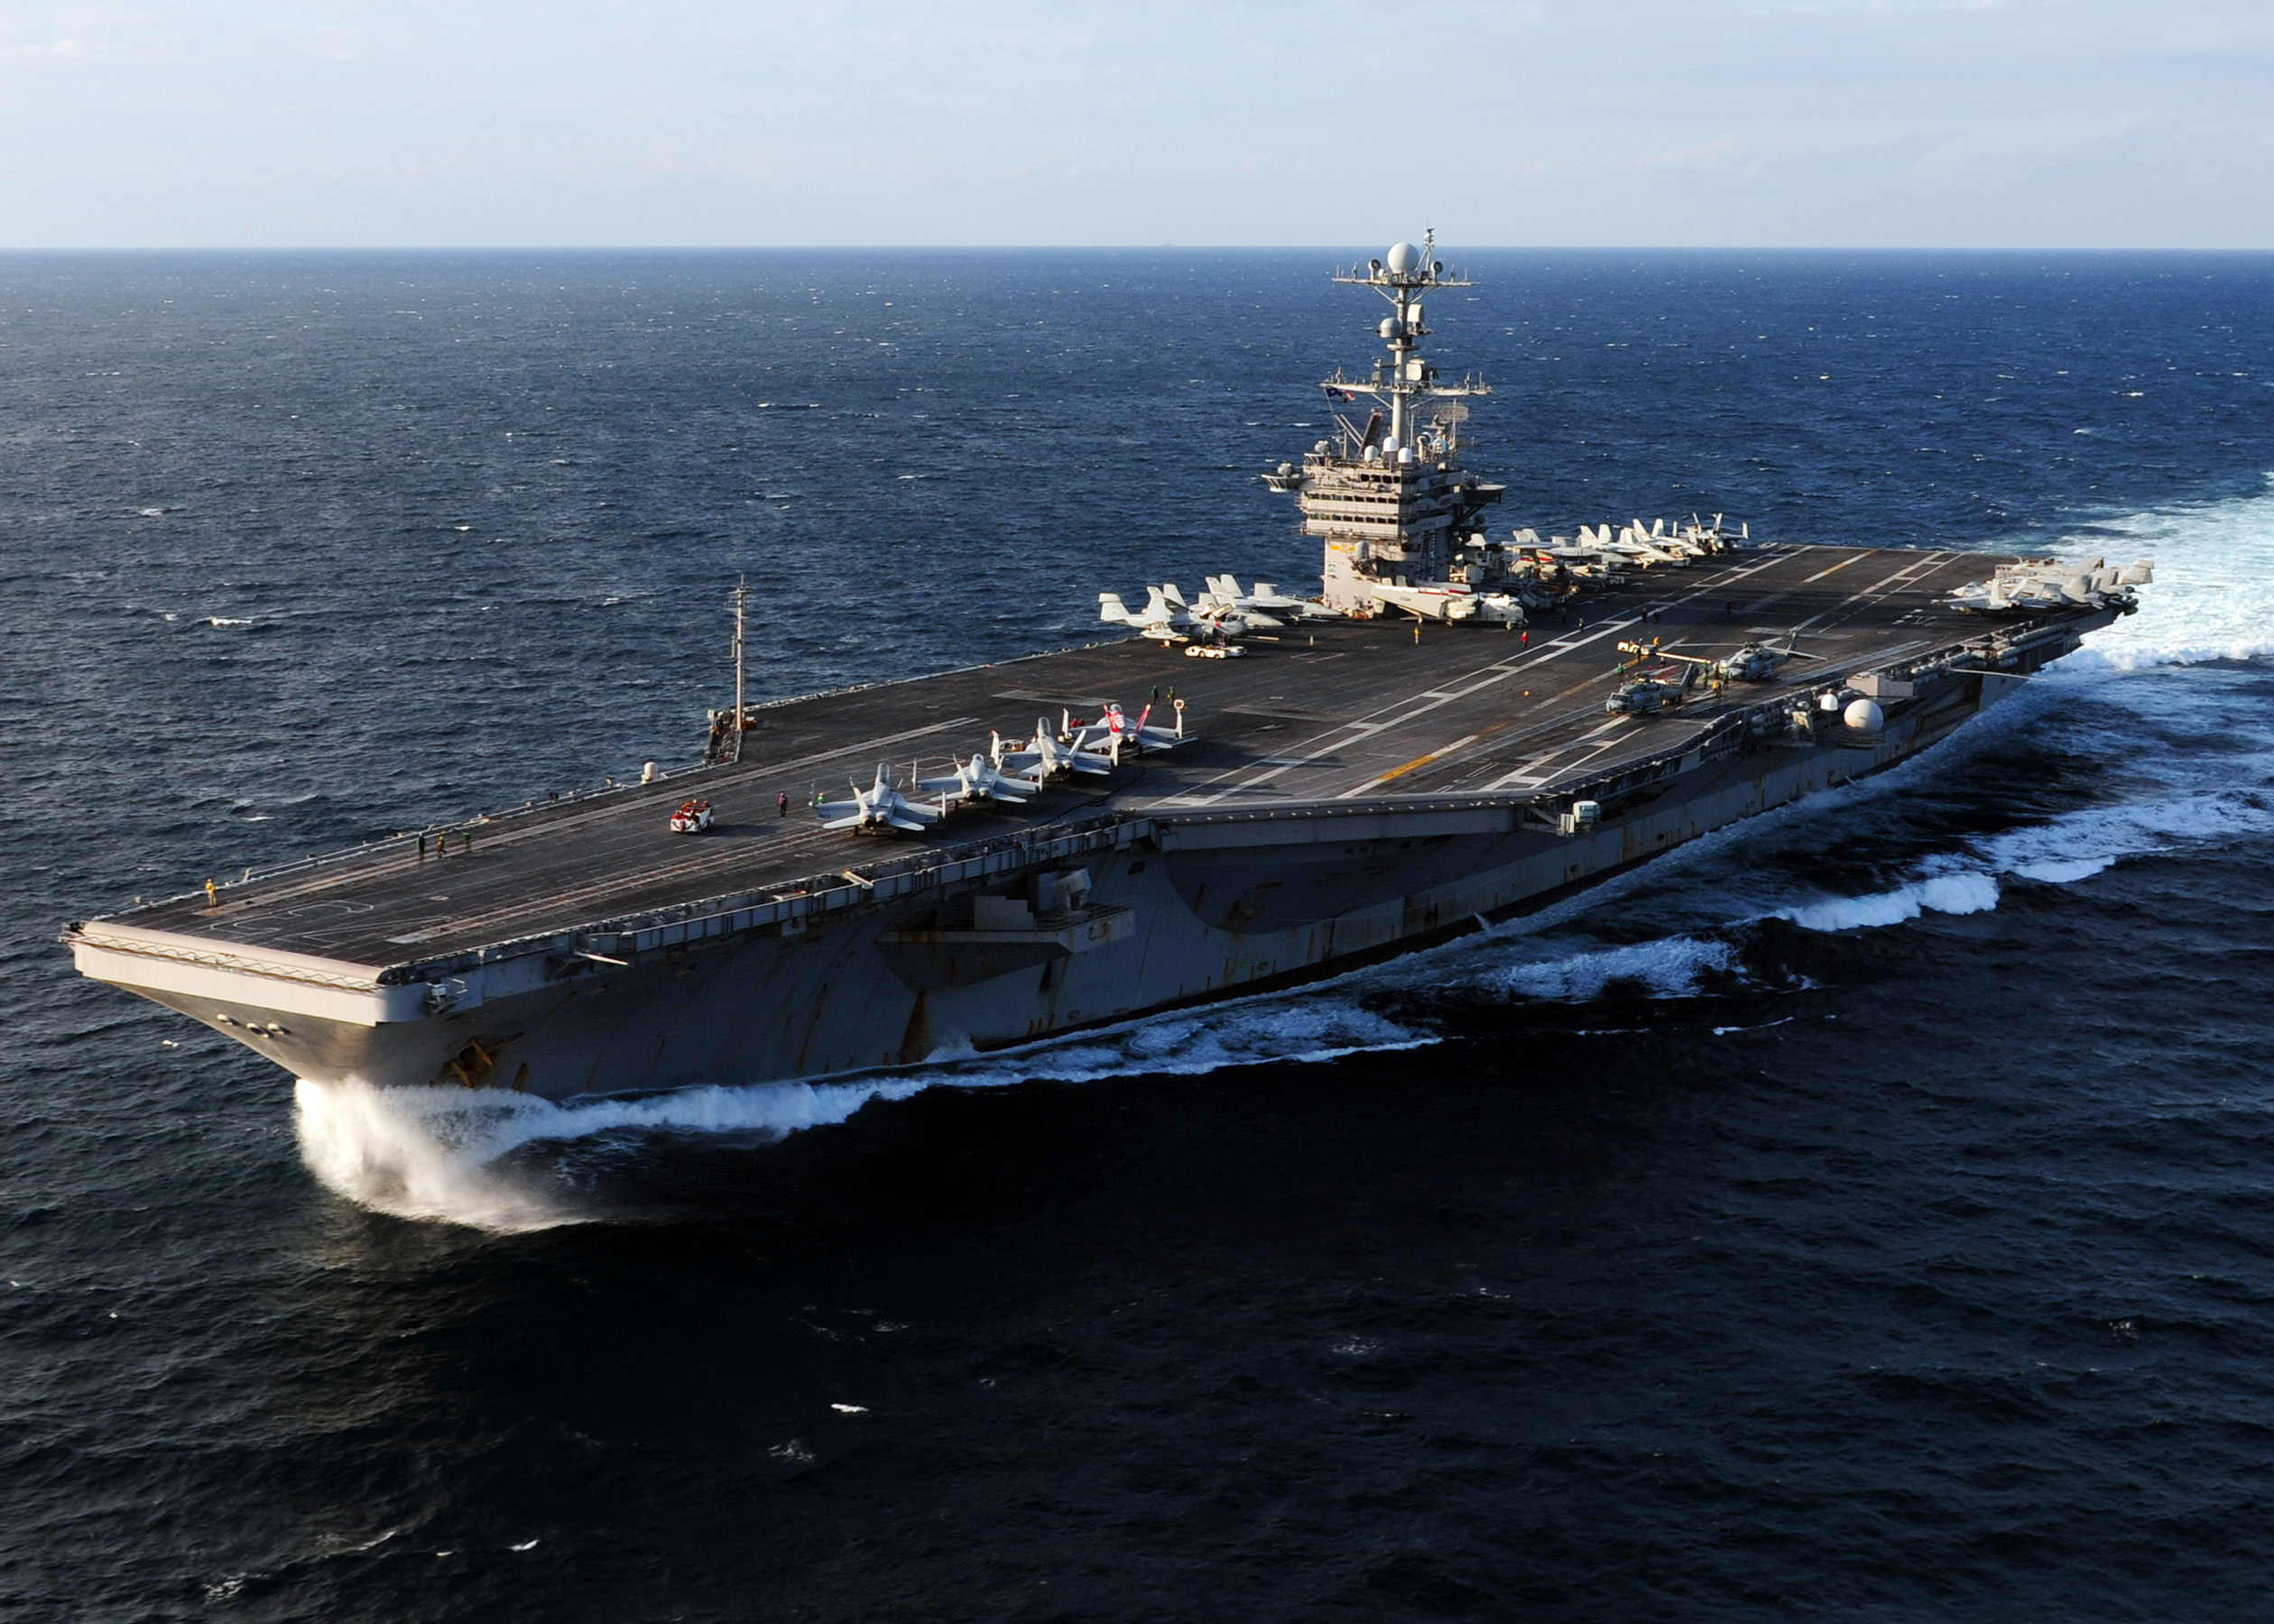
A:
1338;734;1483;798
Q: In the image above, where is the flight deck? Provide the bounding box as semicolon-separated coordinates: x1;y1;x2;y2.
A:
116;541;2035;972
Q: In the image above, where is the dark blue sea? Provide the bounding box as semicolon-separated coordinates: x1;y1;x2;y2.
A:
4;249;2272;1620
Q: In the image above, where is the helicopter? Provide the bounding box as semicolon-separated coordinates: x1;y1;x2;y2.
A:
1715;637;1817;682
1604;646;1702;715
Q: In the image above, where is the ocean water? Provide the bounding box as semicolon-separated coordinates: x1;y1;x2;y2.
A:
3;249;2272;1619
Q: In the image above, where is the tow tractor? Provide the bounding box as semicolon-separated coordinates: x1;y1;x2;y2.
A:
669;798;714;834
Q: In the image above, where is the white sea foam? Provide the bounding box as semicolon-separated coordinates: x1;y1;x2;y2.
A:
1979;786;2274;884
295;997;1429;1230
1770;782;2274;935
1493;935;1737;1001
2056;475;2274;670
294;1074;938;1231
1778;870;2001;933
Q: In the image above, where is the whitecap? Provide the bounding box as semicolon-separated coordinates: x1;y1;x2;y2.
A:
1493;935;1736;1001
1778;871;2000;933
1974;786;2274;885
2057;475;2274;669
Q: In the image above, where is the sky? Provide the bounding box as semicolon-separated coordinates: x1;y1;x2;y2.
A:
2;1;2270;249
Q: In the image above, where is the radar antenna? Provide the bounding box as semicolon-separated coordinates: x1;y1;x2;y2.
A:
1326;226;1489;449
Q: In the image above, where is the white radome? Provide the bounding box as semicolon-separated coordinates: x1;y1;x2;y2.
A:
1386;242;1423;275
1844;698;1885;733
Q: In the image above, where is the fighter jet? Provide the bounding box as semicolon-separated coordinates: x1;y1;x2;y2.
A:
918;753;1037;807
994;719;1116;785
1188;599;1263;639
1946;557;2153;614
1204;575;1334;622
821;765;947;835
1066;702;1181;759
1680;513;1741;555
1603;522;1689;568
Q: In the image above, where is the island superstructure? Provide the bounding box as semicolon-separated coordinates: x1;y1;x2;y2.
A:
65;239;2149;1103
1262;233;1506;617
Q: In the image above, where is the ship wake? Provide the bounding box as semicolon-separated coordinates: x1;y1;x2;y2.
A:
294;999;1432;1231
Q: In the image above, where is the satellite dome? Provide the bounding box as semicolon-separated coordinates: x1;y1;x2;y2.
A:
1386;242;1423;275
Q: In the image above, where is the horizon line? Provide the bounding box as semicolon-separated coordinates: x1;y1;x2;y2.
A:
3;243;2273;257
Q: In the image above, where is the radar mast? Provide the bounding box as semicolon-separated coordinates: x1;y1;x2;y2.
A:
1326;227;1489;451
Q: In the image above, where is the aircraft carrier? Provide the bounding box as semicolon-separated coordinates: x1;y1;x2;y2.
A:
66;238;2148;1102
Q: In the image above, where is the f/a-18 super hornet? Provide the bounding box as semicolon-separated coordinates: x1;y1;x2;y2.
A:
820;766;946;835
1202;576;1339;622
993;720;1115;784
1066;703;1183;760
917;754;1039;807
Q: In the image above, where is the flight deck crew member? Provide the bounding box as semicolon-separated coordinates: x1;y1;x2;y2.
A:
777;792;788;817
